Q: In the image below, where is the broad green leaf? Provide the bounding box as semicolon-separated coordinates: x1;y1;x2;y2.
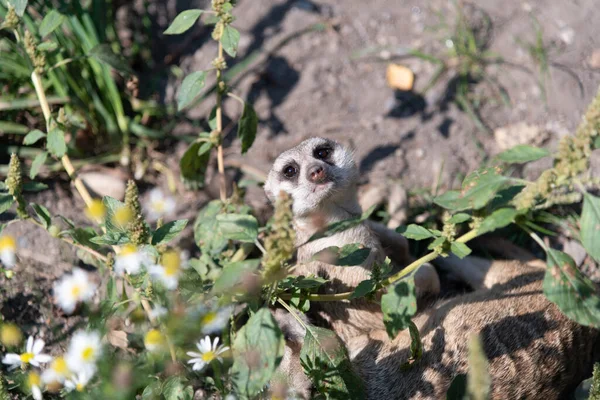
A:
177;71;206;111
66;227;101;250
198;141;212;156
180;141;210;189
478;207;519;235
446;374;467;400
279;275;327;290
427;236;446;251
434;167;509;211
164;9;203;35
141;380;161;399
402;321;423;369
39;10;65;37
30;203;51;229
231;308;285;398
88;44;134;75
216;213;258;243
580;193;600;263
37;41;58;51
46;128;66;157
30;151;48;179
162;376;193;400
237;101;258;153
381;276;417;339
397;224;437;240
311;243;371;266
0;194;14;215
151;219;188;245
543;249;600;327
8;0;27;16
349;279;376;299
212;259;260;293
307;205;376;242
220;25;240;57
300;325;365;399
90;231;129;246
23;181;48;192
23;129;45;145
447;213;471;224
194;200;227;255
208;106;218;130
497;144;549;164
450;242;471;259
102;196;127;233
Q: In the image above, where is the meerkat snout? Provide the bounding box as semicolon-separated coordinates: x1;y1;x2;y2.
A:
265;137;359;217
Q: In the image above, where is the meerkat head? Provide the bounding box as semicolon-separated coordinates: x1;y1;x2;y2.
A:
264;137;359;217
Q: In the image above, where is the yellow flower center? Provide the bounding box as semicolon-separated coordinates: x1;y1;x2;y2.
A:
162;251;180;276
28;372;41;388
20;352;34;363
1;323;22;347
0;235;16;251
85;199;106;221
201;351;216;363
120;244;137;256
202;312;217;325
71;284;82;298
81;346;94;361
52;357;68;374
112;206;132;227
144;329;164;347
76;383;85;392
151;200;166;213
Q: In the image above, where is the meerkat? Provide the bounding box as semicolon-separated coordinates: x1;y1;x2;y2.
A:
264;137;599;399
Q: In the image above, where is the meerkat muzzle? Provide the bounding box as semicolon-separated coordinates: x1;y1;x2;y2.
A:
307;164;327;184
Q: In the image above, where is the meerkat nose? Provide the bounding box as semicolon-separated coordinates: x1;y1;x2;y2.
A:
307;164;326;183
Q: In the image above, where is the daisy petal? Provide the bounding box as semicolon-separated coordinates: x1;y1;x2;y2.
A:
33;339;45;354
27;336;34;352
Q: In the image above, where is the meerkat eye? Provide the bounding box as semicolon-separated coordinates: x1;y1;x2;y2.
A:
283;165;297;179
314;146;332;160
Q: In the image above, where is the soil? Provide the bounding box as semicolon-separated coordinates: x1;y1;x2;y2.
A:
2;0;600;383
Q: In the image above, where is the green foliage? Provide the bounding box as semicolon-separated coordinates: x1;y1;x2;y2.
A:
164;10;203;35
38;9;64;38
151;219;188;245
221;25;240;57
311;243;372;266
397;224;439;240
580;193;600;263
216;213;258;243
381;276;417;339
177;71;207;111
46;128;66;157
497;144;549;164
237;100;258;154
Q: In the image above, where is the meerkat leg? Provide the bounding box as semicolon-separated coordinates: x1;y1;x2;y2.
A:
365;220;411;266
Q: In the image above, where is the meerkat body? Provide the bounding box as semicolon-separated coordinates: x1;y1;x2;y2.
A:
265;138;599;399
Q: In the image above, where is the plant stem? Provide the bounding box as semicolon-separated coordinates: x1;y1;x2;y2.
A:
216;42;226;201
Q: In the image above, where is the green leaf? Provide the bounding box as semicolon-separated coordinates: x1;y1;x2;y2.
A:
580;192;600;263
90;231;129;246
220;25;240;57
23;129;46;145
7;0;27;17
212;259;260;294
29;151;48;179
231;308;285;398
450;242;472;259
237;101;258;153
307;205;376;242
279;275;327;290
427;236;446;251
46;128;66;157
30;203;51;229
39;9;65;37
88;44;134;75
23;181;48;192
497;144;549;164
177;71;206;111
162;376;193;400
102;196;127;233
312;243;371;266
434;167;509;211
446;374;467;400
164;9;203;35
300;325;365;399
543;249;600;327
349;279;376;299
141;380;161;399
37;41;58;52
194;200;227;255
0;194;14;215
396;224;437;240
402;321;423;369
208;106;218;130
180;141;210;190
466;335;491;400
381;276;417;339
151;219;188;245
447;213;471;224
478;207;519;235
216;213;258;243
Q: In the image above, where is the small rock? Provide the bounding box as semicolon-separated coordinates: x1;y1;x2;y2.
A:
79;170;127;200
494;122;547;150
386;64;415;91
588;49;600;69
562;239;588;267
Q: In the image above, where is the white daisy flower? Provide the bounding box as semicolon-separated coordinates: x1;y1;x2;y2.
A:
145;188;176;220
41;356;70;385
27;371;43;400
187;336;229;372
2;335;52;369
148;250;181;290
65;331;102;374
201;306;233;335
53;268;97;314
143;329;166;353
114;244;150;275
0;235;16;268
64;369;94;392
149;305;168;320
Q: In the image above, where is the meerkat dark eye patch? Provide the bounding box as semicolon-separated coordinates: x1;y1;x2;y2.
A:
313;145;333;161
282;163;298;179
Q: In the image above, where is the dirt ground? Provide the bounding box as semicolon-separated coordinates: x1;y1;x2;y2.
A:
2;0;600;369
